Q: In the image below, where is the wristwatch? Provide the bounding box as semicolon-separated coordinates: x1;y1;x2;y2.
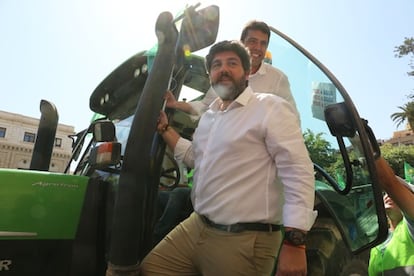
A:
284;230;307;246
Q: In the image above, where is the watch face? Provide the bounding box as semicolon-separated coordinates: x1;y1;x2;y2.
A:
286;230;306;245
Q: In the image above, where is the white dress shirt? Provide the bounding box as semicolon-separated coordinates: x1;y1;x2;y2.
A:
175;87;317;231
188;62;299;118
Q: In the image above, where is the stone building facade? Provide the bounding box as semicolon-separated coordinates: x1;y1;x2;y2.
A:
0;110;75;172
385;126;414;146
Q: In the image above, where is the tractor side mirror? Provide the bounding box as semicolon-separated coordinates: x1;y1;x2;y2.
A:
92;120;116;142
88;121;120;169
324;102;356;138
179;5;219;52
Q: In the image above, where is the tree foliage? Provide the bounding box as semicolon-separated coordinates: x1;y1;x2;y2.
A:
391;37;414;130
394;37;414;77
380;143;414;177
303;129;337;170
302;129;414;184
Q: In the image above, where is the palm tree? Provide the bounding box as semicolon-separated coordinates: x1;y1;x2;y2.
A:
391;101;414;131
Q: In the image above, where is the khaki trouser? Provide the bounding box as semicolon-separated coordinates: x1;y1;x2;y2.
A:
140;212;282;276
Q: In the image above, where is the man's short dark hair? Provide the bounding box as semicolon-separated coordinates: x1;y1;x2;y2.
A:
205;40;251;74
240;20;271;43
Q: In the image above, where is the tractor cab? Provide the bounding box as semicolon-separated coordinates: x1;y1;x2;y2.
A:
0;3;387;275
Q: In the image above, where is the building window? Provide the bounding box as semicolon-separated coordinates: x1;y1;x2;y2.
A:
55;138;62;147
23;132;36;143
0;127;5;138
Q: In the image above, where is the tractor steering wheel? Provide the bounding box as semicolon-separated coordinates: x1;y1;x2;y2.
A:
159;151;181;189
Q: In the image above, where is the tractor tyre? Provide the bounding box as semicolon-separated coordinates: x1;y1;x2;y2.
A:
306;216;369;276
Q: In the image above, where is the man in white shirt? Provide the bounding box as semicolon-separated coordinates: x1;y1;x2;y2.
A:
165;20;299;120
140;40;316;276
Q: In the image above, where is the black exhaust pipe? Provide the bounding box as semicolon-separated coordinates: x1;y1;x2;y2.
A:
30;99;59;171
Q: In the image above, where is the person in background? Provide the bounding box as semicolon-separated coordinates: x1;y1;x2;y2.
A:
165;20;299;120
368;157;414;275
140;40;316;275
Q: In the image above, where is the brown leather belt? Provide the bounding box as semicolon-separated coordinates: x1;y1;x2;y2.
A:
201;215;282;233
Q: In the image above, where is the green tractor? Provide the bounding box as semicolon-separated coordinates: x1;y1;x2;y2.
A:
0;4;387;275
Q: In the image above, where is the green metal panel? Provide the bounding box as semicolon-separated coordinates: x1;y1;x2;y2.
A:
0;169;88;240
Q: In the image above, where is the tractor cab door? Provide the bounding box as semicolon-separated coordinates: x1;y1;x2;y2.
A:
266;27;388;254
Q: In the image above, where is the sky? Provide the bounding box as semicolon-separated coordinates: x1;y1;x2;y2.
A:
1;0;413;140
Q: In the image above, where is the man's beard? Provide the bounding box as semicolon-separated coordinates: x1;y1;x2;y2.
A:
212;74;247;101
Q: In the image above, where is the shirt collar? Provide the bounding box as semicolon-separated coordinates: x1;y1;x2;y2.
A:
251;61;267;77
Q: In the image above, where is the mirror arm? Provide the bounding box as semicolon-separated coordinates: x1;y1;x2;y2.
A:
361;118;381;159
337;137;353;195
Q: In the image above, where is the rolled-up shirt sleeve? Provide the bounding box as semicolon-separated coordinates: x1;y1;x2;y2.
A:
174;137;195;169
